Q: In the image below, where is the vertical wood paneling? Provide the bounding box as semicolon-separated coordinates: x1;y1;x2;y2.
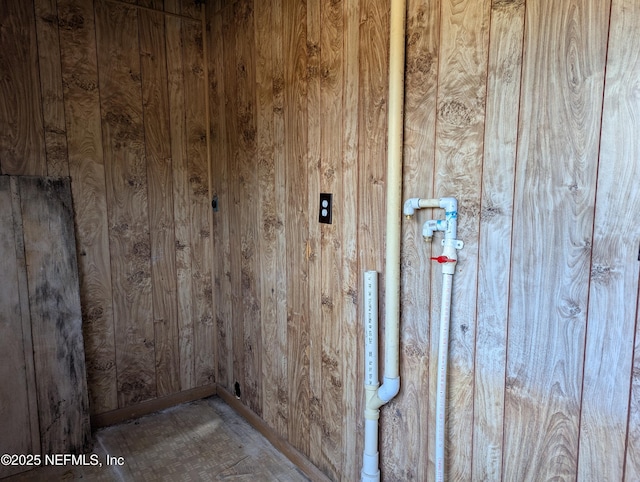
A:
34;0;69;177
222;3;245;398
588;1;640;480
271;0;290;440
234;0;261;414
176;0;201;20
0;177;39;479
472;1;524;480
208;1;232;391
138;8;180;397
319;0;344;478
2;0;210;420
628;298;640;480
432;1;490;479
8;179;41;458
7;0;640;479
57;0;118;414
96;0;157;407
166;13;196;391
395;0;439;479
306;0;323;471
284;0;311;456
341;0;361;478
504;1;609;479
357;0;388;280
254;0;280;433
182;13;214;387
0;0;47;175
19;177;91;453
356;1;391;478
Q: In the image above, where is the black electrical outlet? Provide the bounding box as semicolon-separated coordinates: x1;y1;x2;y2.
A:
319;193;332;224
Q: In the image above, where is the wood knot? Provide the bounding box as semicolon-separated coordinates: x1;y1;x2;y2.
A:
233;0;253;25
493;0;525;10
273;77;284;95
481;203;504;222
68;74;97;92
346;287;358;305
307;41;320;58
321;352;338;370
438;100;473;126
407;52;434;76
84;306;104;323
591;264;613;283
132;241;151;258
58;12;84;30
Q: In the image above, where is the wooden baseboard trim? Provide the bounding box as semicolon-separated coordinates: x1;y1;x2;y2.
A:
216;386;330;482
91;384;217;429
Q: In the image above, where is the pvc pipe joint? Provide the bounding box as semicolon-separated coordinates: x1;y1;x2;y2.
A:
404;195;462;482
423;219;446;240
378;376;400;403
438;197;457;214
362;416;381;482
403;197;441;217
361;0;406;478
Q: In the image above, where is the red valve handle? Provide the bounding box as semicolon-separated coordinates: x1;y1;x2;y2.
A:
431;255;455;263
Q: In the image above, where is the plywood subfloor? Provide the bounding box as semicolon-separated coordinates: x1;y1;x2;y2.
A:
3;397;309;482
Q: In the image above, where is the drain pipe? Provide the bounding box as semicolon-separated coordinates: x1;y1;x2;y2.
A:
363;271;380;481
404;197;463;482
361;0;407;480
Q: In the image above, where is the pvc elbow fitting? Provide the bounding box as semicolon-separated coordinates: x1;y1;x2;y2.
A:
423;219;446;239
403;198;421;217
439;197;457;213
378;376;400;403
365;376;400;413
404;197;442;217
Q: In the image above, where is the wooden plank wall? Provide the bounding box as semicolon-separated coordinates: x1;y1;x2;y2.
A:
0;177;40;478
207;0;640;481
0;0;213;417
17;176;91;454
3;0;640;480
0;176;91;478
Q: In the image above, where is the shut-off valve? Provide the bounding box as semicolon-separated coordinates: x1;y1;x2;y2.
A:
403;197;464;274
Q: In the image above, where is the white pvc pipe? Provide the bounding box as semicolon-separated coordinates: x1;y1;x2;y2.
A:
361;0;407;479
364;271;379;388
382;0;407;388
402;197;441;217
435;272;453;482
363;271;380;482
403;197;462;481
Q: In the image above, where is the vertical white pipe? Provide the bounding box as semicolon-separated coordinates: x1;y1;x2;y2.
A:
363;272;380;482
364;271;379;388
403;197;461;480
362;1;406;479
435;272;453;482
362;418;380;482
383;0;407;385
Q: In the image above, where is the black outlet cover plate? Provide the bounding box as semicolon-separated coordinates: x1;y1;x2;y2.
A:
319;193;332;224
